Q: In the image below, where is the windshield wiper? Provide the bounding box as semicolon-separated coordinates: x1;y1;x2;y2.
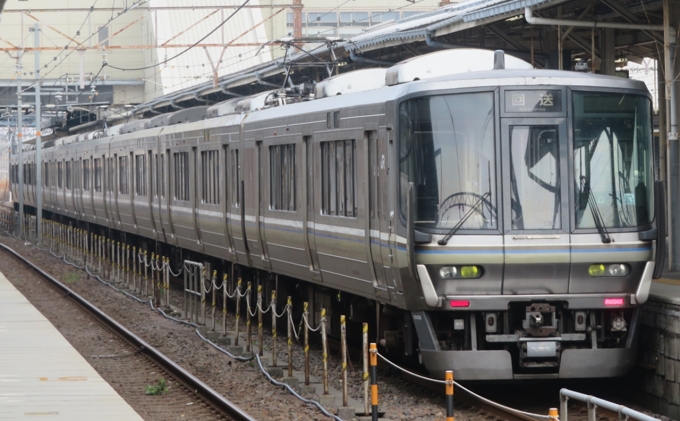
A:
438;192;490;246
580;176;611;244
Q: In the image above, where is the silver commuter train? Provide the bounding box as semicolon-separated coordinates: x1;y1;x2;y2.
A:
10;49;664;380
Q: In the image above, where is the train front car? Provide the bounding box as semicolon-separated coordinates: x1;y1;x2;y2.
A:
395;70;663;380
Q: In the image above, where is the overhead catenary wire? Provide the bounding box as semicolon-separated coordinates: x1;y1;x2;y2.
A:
17;0;147;93
106;0;251;72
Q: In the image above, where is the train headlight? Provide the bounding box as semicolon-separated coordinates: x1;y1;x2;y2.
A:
588;263;630;277
607;264;630;277
588;264;605;276
439;266;457;279
438;265;482;279
460;265;481;279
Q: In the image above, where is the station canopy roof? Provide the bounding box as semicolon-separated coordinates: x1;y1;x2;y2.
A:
133;0;666;117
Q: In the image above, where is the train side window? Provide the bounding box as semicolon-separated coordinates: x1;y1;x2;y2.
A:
83;159;90;191
327;113;332;129
57;161;63;188
135;154;147;197
321;139;356;217
269;144;295;211
333;111;340;129
201;150;219;205
119;155;129;195
231;149;240;207
174;152;189;201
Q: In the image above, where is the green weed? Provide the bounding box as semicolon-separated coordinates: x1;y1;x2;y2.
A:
145;378;168;396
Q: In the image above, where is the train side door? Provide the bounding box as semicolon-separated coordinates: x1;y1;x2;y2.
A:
304;135;321;280
501;118;570;294
367;129;390;300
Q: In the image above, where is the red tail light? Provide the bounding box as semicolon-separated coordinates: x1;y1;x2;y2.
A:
449;300;470;308
603;297;625;307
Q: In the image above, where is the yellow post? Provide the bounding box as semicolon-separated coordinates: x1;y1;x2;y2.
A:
446;371;454;421
370;343;378;421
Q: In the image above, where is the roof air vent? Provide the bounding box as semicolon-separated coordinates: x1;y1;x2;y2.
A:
235;90;275;113
314;68;387;98
494;50;505;70
385;48;533;86
207;97;241;117
168;105;209;124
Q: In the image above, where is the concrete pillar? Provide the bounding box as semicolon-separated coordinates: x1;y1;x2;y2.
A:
601;28;616;76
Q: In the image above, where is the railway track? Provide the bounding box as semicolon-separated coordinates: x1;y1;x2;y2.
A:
0;241;257;421
0;228;657;421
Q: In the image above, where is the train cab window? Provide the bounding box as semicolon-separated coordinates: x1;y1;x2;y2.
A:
201;150;219;205
174;152;190;201
135;154;147;197
399;92;497;231
119;156;129;195
57;162;63;188
321;139;356;217
572;92;654;228
269;144;295;211
94;158;102;192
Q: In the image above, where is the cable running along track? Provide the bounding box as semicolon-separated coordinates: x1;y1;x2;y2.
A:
0;241;258;421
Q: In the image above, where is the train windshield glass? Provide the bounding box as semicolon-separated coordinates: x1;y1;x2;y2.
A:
399;92;497;231
573;92;654;229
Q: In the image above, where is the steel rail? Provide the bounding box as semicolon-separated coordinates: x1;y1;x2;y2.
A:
0;242;258;421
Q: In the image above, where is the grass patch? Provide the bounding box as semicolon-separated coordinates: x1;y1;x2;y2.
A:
64;272;80;284
145;378;168;396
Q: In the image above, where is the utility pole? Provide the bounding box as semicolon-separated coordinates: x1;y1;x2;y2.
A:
16;46;23;237
34;23;42;244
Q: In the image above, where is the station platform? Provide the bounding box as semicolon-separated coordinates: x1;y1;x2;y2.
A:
0;270;143;420
650;271;680;305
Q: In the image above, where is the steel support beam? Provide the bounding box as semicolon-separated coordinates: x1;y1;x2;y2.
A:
487;24;526;52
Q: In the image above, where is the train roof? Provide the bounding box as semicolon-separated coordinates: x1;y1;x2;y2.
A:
29;49;649;151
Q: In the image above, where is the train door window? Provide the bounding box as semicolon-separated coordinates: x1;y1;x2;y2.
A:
44;162;49;187
161;153;166;198
509;125;560;230
66;161;71;190
153;154;158;197
321;139;356;217
223;146;228;206
57;161;63;188
119;155;129;195
269;144;295;211
174;152;189;201
135;154;147;197
94;158;102;192
201;150;219;205
83;159;90;191
231;149;240;207
107;157;114;193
